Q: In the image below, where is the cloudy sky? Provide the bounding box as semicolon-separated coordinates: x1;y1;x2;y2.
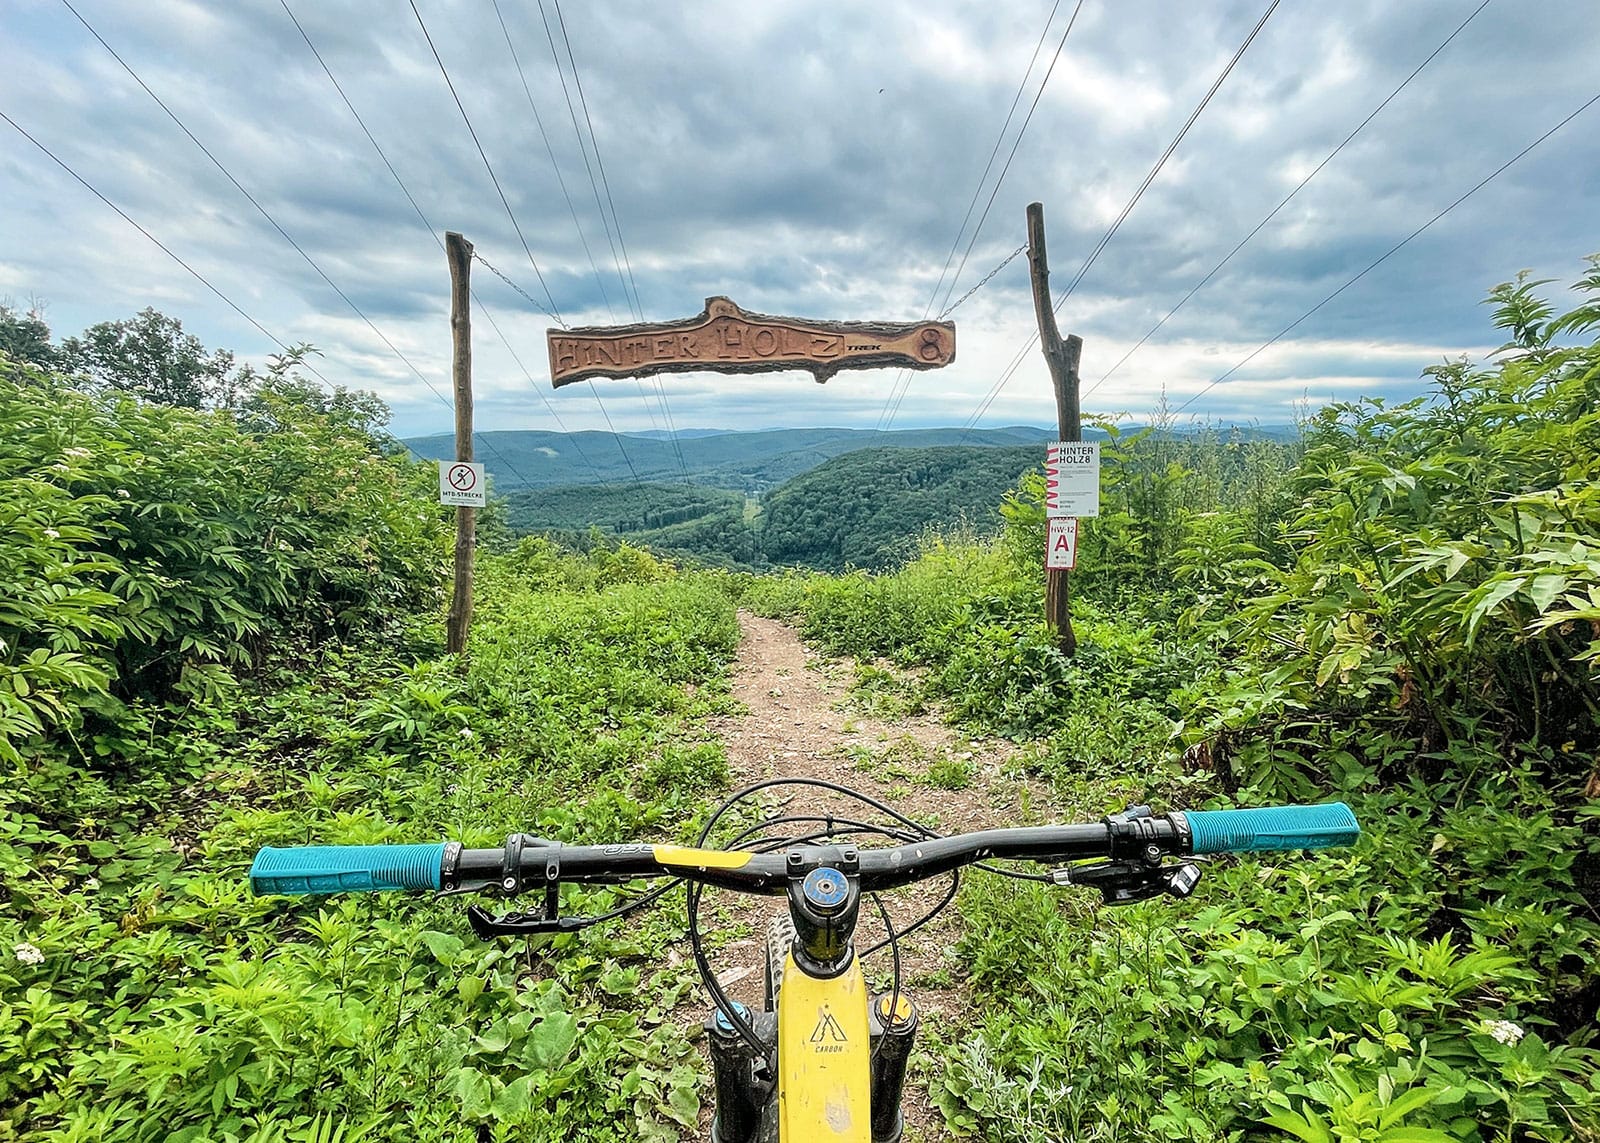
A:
2;0;1597;438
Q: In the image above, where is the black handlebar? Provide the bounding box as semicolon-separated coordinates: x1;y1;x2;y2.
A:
248;803;1359;899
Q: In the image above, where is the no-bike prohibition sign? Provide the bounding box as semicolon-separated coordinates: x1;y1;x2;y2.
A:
439;460;486;507
1045;517;1078;570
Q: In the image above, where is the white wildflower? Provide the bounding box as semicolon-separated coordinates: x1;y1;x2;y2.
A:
14;942;43;966
84;877;101;891
116;488;130;498
1485;1019;1524;1045
459;727;474;740
43;528;60;540
64;447;90;458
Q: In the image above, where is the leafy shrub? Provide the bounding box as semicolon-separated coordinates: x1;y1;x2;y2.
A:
1180;263;1600;797
0;357;448;764
3;544;739;1140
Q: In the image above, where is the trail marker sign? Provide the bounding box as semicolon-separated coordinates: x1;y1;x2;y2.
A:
439;461;485;507
1046;517;1079;570
1045;441;1099;518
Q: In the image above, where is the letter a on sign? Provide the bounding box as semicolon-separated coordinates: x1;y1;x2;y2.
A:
1046;518;1078;570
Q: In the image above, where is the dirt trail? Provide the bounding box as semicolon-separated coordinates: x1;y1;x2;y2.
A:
697;611;1057;1142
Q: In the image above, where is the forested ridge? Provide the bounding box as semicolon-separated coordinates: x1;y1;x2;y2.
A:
404;424;1058;494
4;266;1600;1141
501;444;1057;572
757;444;1044;571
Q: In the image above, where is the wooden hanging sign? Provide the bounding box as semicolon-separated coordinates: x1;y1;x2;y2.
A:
548;296;955;387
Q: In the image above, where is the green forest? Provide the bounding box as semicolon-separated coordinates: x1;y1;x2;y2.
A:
4;263;1600;1142
500;444;1060;573
403;425;1056;495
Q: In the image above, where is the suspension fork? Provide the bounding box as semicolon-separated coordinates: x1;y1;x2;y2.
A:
707;852;919;1143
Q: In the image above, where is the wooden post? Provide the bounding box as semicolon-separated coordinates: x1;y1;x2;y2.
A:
445;231;475;656
1027;202;1082;657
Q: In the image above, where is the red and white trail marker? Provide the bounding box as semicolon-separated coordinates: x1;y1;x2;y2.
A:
1044;441;1100;518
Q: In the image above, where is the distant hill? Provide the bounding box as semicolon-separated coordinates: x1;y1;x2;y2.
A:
486;425;1303;572
759;445;1040;571
501;482;756;568
405;425;1060;494
503;483;743;533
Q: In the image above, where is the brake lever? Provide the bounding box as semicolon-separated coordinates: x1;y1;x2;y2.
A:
1051;859;1202;905
467;904;594;938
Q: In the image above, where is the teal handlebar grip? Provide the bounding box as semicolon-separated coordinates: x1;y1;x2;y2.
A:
249;843;446;896
1183;803;1359;854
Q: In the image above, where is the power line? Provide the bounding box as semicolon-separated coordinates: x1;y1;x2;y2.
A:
0;108;434;467
960;0;1281;437
491;0;673;457
531;0;686;482
278;0;613;488
408;0;563;327
548;0;688;478
1174;86;1600;415
534;0;632;319
61;0;542;490
469;253;646;484
553;0;643;321
409;0;648;487
1060;0;1280;306
1084;0;1495;403
875;0;1084;440
489;0;618;321
1;110;331;386
918;0;1062;329
934;0;1086;320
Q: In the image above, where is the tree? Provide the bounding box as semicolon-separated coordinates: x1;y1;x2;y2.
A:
60;307;237;408
0;299;55;368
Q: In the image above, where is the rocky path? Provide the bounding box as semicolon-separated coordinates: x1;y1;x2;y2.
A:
695;611;1058;1141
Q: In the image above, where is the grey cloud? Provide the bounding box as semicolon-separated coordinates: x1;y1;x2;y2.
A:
2;0;1597;438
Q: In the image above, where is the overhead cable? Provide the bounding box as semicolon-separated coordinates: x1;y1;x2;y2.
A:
1175;86;1600;415
280;0;611;487
59;0;542;487
1085;0;1496;402
960;0;1282;437
531;0;687;480
875;0;1085;439
409;0;650;485
408;0;564;328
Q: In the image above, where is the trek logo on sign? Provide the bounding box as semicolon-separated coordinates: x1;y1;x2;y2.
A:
1045;441;1100;518
810;1007;849;1053
438;461;486;508
1046;517;1079;570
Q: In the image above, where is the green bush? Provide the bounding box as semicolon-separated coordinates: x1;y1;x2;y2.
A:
0;357;448;764
3;546;739;1141
766;262;1600;1142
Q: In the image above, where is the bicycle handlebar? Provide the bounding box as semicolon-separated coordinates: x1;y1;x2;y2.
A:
248;803;1358;899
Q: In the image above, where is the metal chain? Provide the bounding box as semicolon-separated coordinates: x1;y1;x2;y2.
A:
937;243;1028;320
472;250;567;327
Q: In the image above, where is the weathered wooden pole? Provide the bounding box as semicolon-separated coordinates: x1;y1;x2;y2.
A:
445;231;475;656
1027;202;1082;657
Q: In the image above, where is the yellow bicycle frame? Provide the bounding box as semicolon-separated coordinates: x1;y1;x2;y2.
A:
773;949;873;1141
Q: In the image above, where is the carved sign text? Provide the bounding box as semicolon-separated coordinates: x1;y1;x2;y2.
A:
548;296;955;387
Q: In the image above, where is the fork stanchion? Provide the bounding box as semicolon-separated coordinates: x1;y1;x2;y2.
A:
869;992;918;1142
